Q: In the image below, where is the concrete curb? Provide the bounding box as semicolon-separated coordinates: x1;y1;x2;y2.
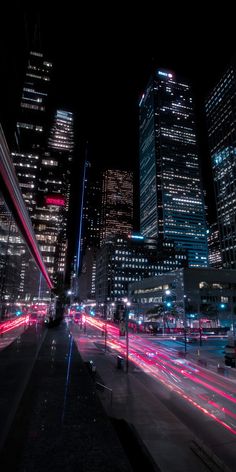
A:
190;439;232;472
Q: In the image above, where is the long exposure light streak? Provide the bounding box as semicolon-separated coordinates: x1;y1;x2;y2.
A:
84;316;236;435
0;315;29;335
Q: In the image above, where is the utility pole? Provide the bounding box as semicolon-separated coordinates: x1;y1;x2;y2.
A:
123;298;130;373
183;295;187;353
125;307;129;373
104;319;107;352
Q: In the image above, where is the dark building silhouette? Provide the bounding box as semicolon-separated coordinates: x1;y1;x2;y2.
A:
77;163;102;300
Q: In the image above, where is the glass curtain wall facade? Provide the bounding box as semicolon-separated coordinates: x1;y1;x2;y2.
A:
0;126;52;318
205;63;236;268
139;69;208;267
0;190;50;317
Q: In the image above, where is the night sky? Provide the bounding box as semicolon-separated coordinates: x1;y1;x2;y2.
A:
0;5;235;228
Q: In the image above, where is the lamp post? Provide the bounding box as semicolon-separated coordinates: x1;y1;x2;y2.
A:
197;301;202;347
104;319;107;352
101;303;107;352
67;290;73;307
111;302;115;321
183;295;187;353
123;298;130;373
229;300;235;337
164;289;173;336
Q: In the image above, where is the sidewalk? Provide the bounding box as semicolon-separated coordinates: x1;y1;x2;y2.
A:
0;322;132;471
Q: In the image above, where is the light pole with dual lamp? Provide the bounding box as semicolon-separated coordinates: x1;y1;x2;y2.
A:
123;298;131;373
164;289;173;336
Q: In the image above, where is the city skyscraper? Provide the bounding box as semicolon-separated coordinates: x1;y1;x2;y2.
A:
34;110;74;285
205;61;236;268
139;69;208;268
12;50;52;215
81;164;102;252
100;169;133;243
11;49;74;286
77;162;102;300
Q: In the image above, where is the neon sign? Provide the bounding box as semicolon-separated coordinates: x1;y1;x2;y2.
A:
45;196;65;206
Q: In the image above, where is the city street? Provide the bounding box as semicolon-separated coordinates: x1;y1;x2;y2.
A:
70;317;236;470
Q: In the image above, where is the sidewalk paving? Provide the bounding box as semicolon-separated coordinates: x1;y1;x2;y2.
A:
0;322;133;471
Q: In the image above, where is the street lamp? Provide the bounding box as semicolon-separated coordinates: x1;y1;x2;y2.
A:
163;289;172;336
67;290;73;307
123;298;130;373
110;302;115;321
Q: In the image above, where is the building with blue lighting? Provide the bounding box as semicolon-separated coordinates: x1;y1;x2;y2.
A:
139;69;208;268
205;61;236;269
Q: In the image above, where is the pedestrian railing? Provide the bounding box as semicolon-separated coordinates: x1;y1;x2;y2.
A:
96;381;113;407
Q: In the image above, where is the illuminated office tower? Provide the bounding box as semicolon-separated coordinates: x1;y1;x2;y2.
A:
100;169;133;243
81;164;102;252
205;62;236;268
139;69;208;267
208;222;222;269
12;51;52;215
34;110;74;285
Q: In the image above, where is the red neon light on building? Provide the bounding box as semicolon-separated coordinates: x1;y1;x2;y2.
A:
45;196;65;206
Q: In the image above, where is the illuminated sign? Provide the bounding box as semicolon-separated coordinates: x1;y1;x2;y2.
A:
158;70;173;78
130;234;144;240
45;195;65;206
